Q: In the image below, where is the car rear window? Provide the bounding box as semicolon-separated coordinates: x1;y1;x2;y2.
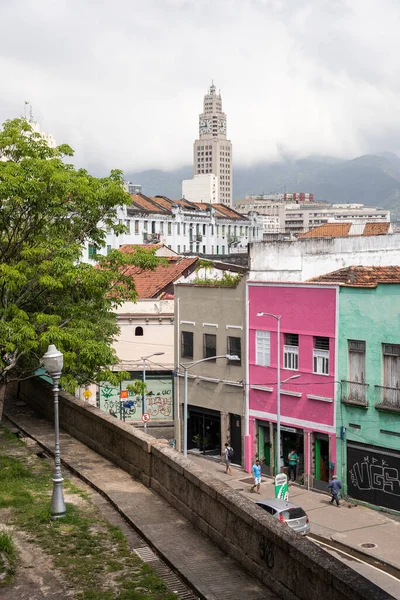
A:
281;507;306;520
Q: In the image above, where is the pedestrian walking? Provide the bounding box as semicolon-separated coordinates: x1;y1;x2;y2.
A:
288;449;299;482
224;442;233;475
328;475;342;506
251;459;262;494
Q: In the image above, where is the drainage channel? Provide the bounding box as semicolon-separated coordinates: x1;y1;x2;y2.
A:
17;430;200;600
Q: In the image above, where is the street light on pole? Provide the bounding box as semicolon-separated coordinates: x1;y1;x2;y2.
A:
257;313;301;473
42;344;66;519
180;354;240;457
141;352;165;433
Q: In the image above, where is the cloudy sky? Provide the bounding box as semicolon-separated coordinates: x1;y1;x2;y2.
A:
1;0;400;173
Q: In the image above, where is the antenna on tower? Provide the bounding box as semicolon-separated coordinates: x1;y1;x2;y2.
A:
210;80;216;95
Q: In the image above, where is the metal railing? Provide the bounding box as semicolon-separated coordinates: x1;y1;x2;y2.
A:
341;380;369;406
375;385;400;411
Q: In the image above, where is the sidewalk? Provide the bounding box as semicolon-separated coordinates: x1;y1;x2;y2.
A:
4;401;276;600
188;453;400;572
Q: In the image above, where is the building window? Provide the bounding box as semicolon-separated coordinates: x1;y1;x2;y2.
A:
203;224;206;235
125;219;131;233
313;337;329;375
160;221;164;234
135;326;143;336
203;245;206;253
143;221;148;232
284;333;299;370
203;334;217;360
181;331;194;359
134;220;139;234
227;337;241;365
346;340;366;402
151;221;156;233
222;225;225;237
382;343;400;390
177;245;181;253
168;222;172;235
107;245;111;255
256;330;270;366
183;224;186;235
222;245;225;254
88;244;97;259
177;223;180;235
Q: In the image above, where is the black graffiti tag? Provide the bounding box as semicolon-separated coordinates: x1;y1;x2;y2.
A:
259;536;274;568
350;462;400;496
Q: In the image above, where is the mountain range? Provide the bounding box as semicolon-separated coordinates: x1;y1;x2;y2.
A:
125;152;400;221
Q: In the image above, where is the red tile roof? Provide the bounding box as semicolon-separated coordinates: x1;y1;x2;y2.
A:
363;222;390;236
126;193;248;221
298;223;351;238
309;266;400;287
120;253;199;298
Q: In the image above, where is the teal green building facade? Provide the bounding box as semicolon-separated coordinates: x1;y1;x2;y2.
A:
336;283;400;511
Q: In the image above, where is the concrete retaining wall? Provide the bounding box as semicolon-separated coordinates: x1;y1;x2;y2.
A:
15;378;389;600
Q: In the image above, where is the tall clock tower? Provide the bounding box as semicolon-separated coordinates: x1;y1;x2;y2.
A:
193;82;232;206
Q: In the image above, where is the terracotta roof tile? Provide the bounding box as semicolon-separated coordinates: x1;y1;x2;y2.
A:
298;223;351;238
119;253;198;298
129;194;167;213
309;266;400;287
363;222;390;236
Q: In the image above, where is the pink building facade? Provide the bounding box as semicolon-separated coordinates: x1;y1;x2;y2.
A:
246;282;338;491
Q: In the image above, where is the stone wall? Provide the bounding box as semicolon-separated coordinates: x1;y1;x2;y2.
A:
14;377;387;600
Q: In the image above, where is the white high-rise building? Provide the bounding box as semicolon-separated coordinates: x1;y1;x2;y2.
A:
193;83;232;206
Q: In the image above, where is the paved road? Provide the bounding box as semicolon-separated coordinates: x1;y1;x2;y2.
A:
312;539;400;599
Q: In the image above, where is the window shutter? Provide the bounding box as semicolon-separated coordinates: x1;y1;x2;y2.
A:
256;330;270;366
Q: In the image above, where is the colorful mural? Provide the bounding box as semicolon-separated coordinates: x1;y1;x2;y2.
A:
99;376;173;422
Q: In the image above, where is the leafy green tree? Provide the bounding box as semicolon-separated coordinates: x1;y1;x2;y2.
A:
0;118;159;419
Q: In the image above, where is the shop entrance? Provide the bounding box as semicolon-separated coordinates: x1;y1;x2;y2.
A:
313;434;330;491
187;405;221;456
280;426;304;481
258;423;272;475
229;413;242;465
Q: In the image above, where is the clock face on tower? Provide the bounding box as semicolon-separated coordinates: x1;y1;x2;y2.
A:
218;119;226;134
199;118;212;135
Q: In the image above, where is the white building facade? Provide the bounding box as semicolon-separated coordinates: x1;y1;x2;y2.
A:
182;173;219;204
86;194;262;260
249;234;400;282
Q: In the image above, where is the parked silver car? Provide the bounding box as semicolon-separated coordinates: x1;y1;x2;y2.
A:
256;499;310;535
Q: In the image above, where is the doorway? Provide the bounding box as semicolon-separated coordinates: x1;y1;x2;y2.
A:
313;434;329;491
188;406;221;456
229;413;242;465
281;428;304;481
258;424;272;475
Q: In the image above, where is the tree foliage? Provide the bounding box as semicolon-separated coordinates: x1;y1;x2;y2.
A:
0;118;159;398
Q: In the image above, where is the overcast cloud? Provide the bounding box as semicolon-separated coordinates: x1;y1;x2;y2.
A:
1;0;400;173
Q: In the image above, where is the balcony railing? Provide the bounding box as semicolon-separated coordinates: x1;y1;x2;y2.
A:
341;380;369;407
375;385;400;412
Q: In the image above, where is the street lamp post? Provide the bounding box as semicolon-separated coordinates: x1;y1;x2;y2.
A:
142;352;165;433
42;344;66;519
257;313;301;473
181;354;239;457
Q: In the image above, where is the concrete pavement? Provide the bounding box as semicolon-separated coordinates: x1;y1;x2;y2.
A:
188;453;400;572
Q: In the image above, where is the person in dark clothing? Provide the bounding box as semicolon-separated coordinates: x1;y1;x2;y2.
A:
328;475;342;506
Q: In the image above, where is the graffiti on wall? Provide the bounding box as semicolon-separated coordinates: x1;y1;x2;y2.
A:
99;377;173;422
347;443;400;510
